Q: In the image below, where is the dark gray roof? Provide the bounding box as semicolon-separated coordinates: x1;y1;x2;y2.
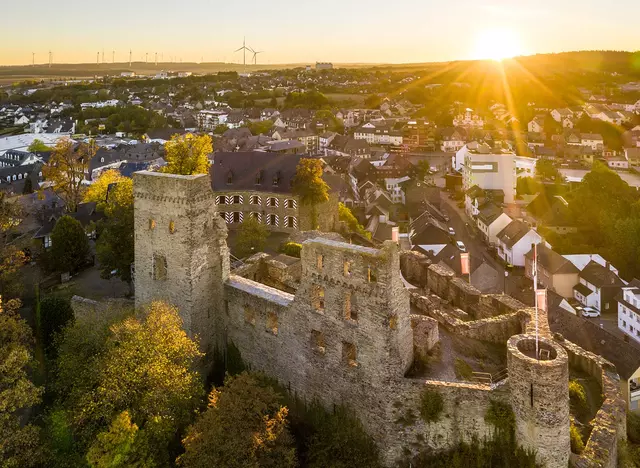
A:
524;244;579;275
580;261;625;288
496;220;531;248
211;152;304;194
477;203;503;225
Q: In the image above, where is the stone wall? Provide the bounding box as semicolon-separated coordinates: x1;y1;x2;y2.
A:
411;314;439;359
70;296;134;320
400;250;432;287
555;335;626;468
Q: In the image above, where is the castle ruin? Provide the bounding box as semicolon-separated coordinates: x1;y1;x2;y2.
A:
129;170;626;467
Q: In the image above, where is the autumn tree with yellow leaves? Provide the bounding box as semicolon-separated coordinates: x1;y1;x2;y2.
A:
162;133;212;175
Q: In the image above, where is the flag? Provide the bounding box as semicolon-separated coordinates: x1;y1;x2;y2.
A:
460;252;470;275
535;289;547;312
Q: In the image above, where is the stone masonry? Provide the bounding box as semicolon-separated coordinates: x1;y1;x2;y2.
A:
130;171;625;467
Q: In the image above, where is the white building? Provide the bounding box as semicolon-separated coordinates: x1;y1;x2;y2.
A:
384;176;410;204
457;143;516;204
197;110;228;131
353;122;403;146
80;100;120;109
619;281;640;344
496;220;545;267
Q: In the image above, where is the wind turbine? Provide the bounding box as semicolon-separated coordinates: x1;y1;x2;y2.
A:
252;50;264;65
234;37;253;73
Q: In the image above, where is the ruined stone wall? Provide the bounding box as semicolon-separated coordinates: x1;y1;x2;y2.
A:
555;335;626;468
384;379;509;463
399;250;431;287
410;291;525;344
133;171;229;352
70;296;134;320
411;314;439;358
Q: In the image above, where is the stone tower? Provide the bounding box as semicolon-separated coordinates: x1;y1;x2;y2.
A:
133;171;229;352
507;334;570;468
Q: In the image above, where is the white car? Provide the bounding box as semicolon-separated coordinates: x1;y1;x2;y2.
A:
581;307;600;318
448;227;455;236
456;241;466;252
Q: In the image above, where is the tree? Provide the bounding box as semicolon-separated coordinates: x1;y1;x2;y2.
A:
338;203;371;239
43;138;94;213
179;372;296;468
28;138;53;152
83;170;133;216
535;159;561;182
22;176;34;194
55;301;203;463
213;124;228;135
40;295;75;354
292;158;330;230
235;216;268;258
86;411;145;468
163;134;212;175
0;298;43;467
50;215;90;273
364;95;382;109
244;120;274;135
516;177;542;196
0;192;27;300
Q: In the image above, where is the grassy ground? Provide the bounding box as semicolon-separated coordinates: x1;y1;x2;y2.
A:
569;367;604;445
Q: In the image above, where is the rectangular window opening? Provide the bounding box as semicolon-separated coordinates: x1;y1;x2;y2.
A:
266;311;278;335
311;330;325;355
342;341;358;367
244;305;256;326
312;284;325;312
317;254;324;270
343;261;351;277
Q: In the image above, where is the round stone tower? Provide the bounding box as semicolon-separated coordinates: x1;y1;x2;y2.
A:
507;334;570;468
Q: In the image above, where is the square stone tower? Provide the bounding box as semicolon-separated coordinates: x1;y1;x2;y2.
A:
133;171;229;352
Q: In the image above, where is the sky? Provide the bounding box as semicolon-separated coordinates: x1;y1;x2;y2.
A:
1;0;639;66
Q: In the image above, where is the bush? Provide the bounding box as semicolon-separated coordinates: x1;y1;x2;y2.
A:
280;242;302;258
569;380;588;415
570;422;585;454
484;400;515;435
40;295;74;354
50;215;90;273
454;358;474;380
419;388;444;423
628;412;640;444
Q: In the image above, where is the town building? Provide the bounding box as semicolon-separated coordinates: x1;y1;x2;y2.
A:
524;244;579;298
457;143;516;204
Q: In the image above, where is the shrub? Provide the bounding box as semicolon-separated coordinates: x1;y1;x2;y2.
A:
569;380;588;414
485;400;515;434
570;422;585;454
40;295;74;354
628;412;640;444
419;388;444;423
280;242;302;258
454;358;474;380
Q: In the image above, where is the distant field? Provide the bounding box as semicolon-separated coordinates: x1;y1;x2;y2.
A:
256;93;369;106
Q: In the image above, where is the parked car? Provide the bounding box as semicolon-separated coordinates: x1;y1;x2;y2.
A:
581;307;600;318
456;241;466;252
448;227;456;236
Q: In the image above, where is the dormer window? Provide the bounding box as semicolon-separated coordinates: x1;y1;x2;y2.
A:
255;170;264;185
272;171;281;186
226;170;233;184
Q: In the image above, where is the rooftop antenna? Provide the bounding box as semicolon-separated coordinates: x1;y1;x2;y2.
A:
235;36;253;73
129;49;132;67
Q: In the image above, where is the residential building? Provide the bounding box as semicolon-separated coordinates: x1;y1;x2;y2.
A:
580;133;604;151
618;280;640;344
527;117;544;133
551;108;573;123
197;110;228;131
440;127;466;153
496;220;544;267
573;260;625;312
475;203;512;246
315;62;333;70
524;244;579;298
353;122;403;146
452;108;484;128
458;143;516;204
211;152;339;233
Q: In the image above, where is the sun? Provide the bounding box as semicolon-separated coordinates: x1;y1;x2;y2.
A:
473;28;523;61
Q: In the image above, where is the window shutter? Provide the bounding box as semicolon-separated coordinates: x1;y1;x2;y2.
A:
225;212;232;223
292;199;298;209
238;195;244;204
275;198;279;207
239;211;244;222
215;195;221;205
274;214;279;226
293;216;298;229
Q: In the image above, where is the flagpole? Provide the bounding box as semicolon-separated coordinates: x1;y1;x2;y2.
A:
533;243;539;360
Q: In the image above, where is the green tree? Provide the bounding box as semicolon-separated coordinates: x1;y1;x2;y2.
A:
245;120;274;135
235;216;269;258
535;159;561;182
40;295;74;354
0;192;27;299
0;298;43;467
43;138;94;213
292;158;330;230
55;301;203;463
83;170;133;216
162;133;212;175
50;215;90;273
28;138;53;152
213;124;228;135
22;176;34;194
338;203;371;239
86;411;146;468
179;372;296;468
516;176;542;196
